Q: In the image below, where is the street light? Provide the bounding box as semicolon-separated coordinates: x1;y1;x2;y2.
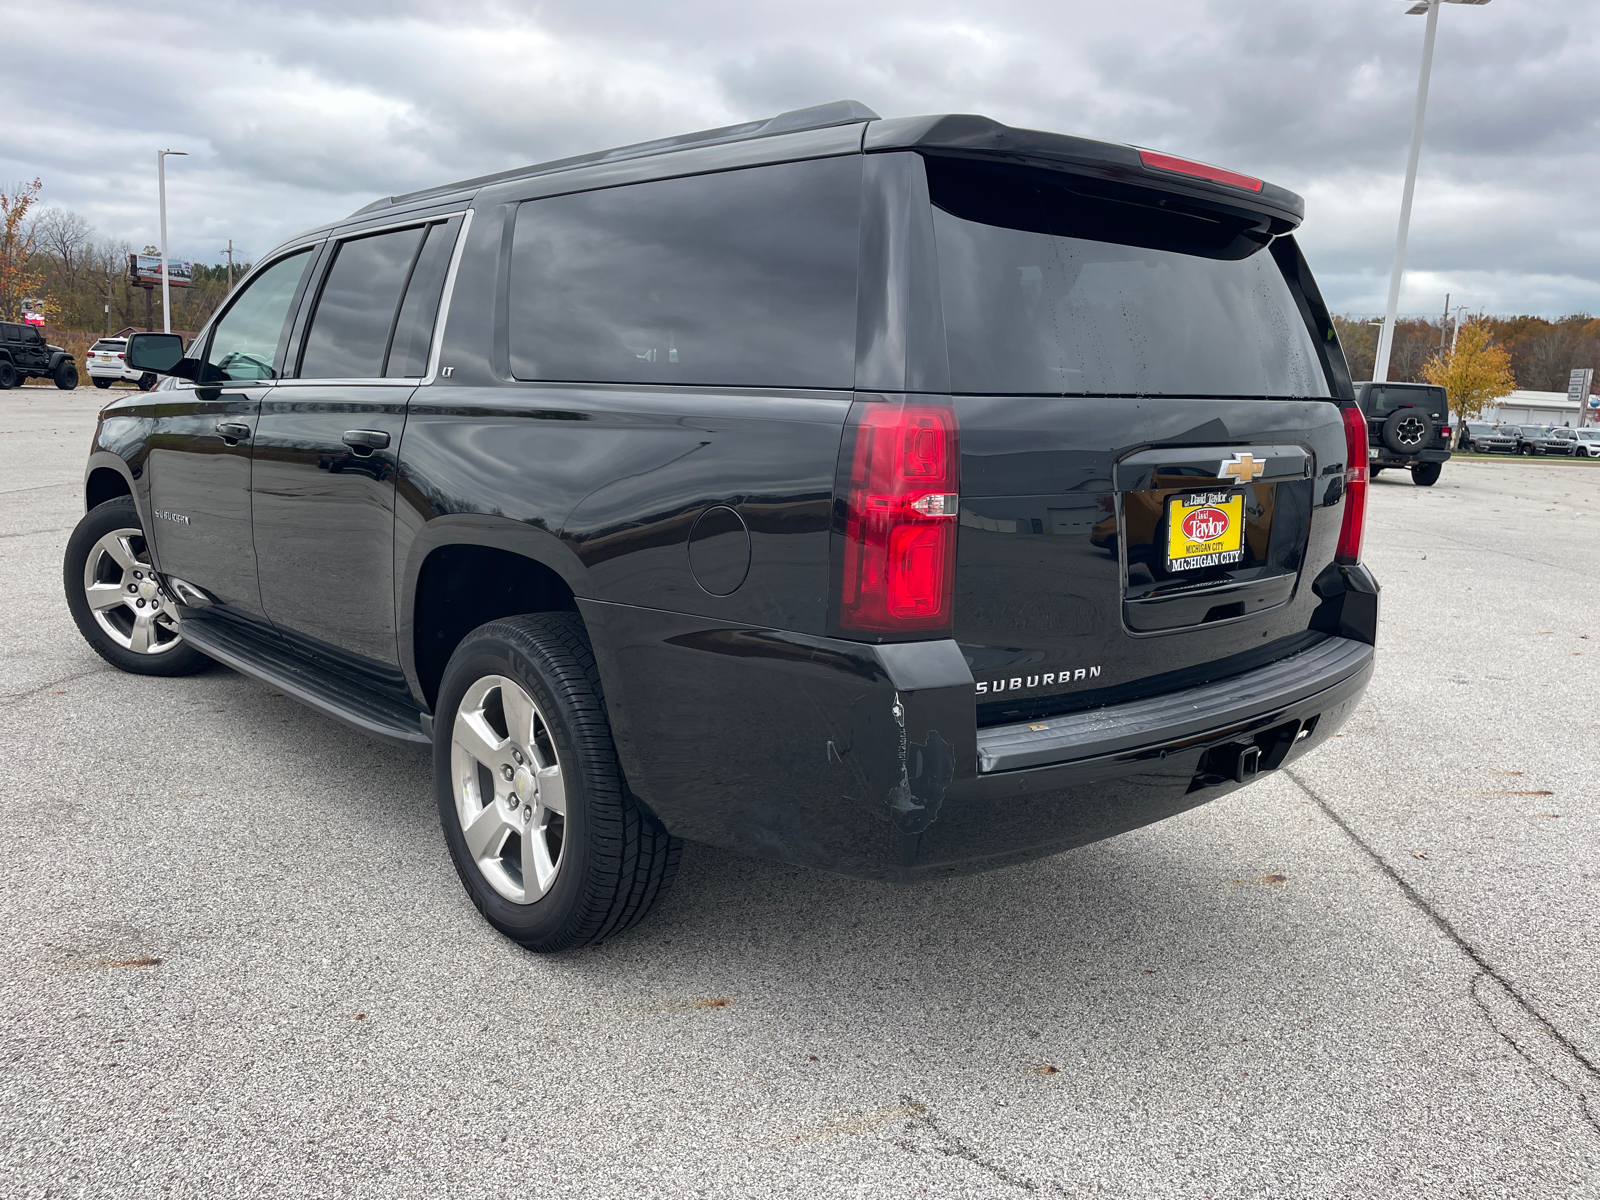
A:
1372;0;1492;384
156;149;187;334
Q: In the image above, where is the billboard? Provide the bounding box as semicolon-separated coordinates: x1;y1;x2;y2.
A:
128;253;193;288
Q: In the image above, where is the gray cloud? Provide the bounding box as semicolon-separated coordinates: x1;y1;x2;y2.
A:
3;0;1594;315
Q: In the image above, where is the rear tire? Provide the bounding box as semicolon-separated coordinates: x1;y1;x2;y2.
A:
54;361;78;390
137;373;156;392
1412;461;1441;487
434;613;681;952
63;497;211;676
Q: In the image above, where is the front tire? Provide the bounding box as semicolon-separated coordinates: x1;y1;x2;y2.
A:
63;497;210;676
1412;461;1442;487
0;361;16;389
137;372;156;392
434;613;680;952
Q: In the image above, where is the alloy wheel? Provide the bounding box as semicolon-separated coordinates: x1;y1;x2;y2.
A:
450;674;567;904
81;528;183;655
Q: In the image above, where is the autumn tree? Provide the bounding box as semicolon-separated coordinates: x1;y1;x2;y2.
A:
1422;323;1516;420
0;177;44;320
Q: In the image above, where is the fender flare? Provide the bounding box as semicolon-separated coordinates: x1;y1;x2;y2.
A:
397;512;593;697
82;450;142;516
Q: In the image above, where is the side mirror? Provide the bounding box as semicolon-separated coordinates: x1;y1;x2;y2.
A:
126;332;199;381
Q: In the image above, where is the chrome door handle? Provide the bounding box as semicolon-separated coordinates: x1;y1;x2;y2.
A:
341;429;390;450
216;421;251;443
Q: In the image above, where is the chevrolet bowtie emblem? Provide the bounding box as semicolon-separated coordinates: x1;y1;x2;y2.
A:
1219;452;1266;484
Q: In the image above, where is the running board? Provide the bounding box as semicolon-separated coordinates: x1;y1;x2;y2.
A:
176;611;430;747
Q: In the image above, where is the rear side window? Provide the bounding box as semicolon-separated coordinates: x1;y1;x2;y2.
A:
507;156;861;388
927;158;1329;398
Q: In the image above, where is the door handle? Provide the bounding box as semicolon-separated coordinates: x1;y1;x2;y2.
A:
215;421;251;443
341;429;390;451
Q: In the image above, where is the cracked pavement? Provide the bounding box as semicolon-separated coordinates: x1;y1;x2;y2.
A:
2;386;1598;1198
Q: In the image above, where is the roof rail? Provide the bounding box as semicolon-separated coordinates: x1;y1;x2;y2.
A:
349;99;881;217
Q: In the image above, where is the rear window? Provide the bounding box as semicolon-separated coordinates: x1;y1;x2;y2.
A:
91;339;124;351
926;157;1328;398
1367;385;1446;417
507;156;861;389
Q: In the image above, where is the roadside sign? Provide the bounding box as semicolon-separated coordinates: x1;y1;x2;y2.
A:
127;253;193;289
1573;369;1596;426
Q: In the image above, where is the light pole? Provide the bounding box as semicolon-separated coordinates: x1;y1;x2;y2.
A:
1372;0;1493;384
156;149;187;334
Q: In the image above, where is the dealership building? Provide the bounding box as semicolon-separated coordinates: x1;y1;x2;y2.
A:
1479;390;1596;427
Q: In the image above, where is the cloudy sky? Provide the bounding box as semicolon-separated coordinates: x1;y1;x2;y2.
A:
6;0;1595;316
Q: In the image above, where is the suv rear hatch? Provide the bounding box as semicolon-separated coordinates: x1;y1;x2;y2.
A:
917;153;1355;728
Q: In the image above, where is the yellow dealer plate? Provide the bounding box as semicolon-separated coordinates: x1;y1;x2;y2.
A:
1166;491;1244;572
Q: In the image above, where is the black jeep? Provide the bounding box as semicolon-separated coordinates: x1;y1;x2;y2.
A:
66;101;1378;952
1358;381;1450;485
0;321;78;390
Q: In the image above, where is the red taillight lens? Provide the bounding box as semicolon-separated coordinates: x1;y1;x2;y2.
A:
1137;149;1264;193
1337;405;1368;565
839;403;959;633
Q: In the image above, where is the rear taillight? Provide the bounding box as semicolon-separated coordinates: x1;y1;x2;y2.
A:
1137;149;1264;193
1337;405;1368;565
839;403;959;634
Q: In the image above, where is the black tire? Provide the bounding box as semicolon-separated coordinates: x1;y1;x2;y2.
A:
93;378;112;389
0;360;16;390
63;497;211;676
434;613;681;952
1380;407;1429;455
1370;466;1384;477
137;372;156;391
1412;461;1442;487
54;361;78;390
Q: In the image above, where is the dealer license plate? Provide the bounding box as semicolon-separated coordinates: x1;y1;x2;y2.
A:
1166;491;1245;572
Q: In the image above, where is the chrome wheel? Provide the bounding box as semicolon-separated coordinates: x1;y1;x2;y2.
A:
450;675;567;904
82;528;182;656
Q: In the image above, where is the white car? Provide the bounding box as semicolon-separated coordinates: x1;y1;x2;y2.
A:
85;338;155;390
1571;429;1600;458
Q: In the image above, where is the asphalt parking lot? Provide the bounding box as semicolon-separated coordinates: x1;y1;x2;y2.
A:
3;385;1597;1199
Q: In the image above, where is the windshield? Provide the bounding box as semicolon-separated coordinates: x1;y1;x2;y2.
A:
927;158;1329;398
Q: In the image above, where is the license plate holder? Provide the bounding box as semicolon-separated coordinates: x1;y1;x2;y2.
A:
1166;490;1245;572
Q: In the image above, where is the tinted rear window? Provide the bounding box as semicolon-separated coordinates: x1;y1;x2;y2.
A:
927;158;1328;398
1367;385;1446;417
508;157;861;389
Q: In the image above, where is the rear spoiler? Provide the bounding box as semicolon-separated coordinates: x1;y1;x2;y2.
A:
865;114;1304;232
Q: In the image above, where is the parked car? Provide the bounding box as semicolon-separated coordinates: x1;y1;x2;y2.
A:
1458;421;1517;454
1357;381;1450;485
1570;429;1600;458
85;338;157;390
68;101;1377;952
1511;425;1578;456
0;321;77;389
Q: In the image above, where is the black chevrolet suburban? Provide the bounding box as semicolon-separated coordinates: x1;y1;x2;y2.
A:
66;101;1377;952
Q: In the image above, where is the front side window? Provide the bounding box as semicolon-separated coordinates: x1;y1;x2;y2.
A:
508;156;861;388
203;249;315;382
928;157;1329;398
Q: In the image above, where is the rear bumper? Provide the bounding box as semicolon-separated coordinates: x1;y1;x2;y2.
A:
1372;448;1450;467
582;563;1379;883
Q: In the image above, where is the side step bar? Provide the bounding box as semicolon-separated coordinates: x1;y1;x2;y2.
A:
976;636;1374;774
175;611;430;748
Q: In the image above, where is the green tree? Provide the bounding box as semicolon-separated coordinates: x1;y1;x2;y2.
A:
1423;323;1516;420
